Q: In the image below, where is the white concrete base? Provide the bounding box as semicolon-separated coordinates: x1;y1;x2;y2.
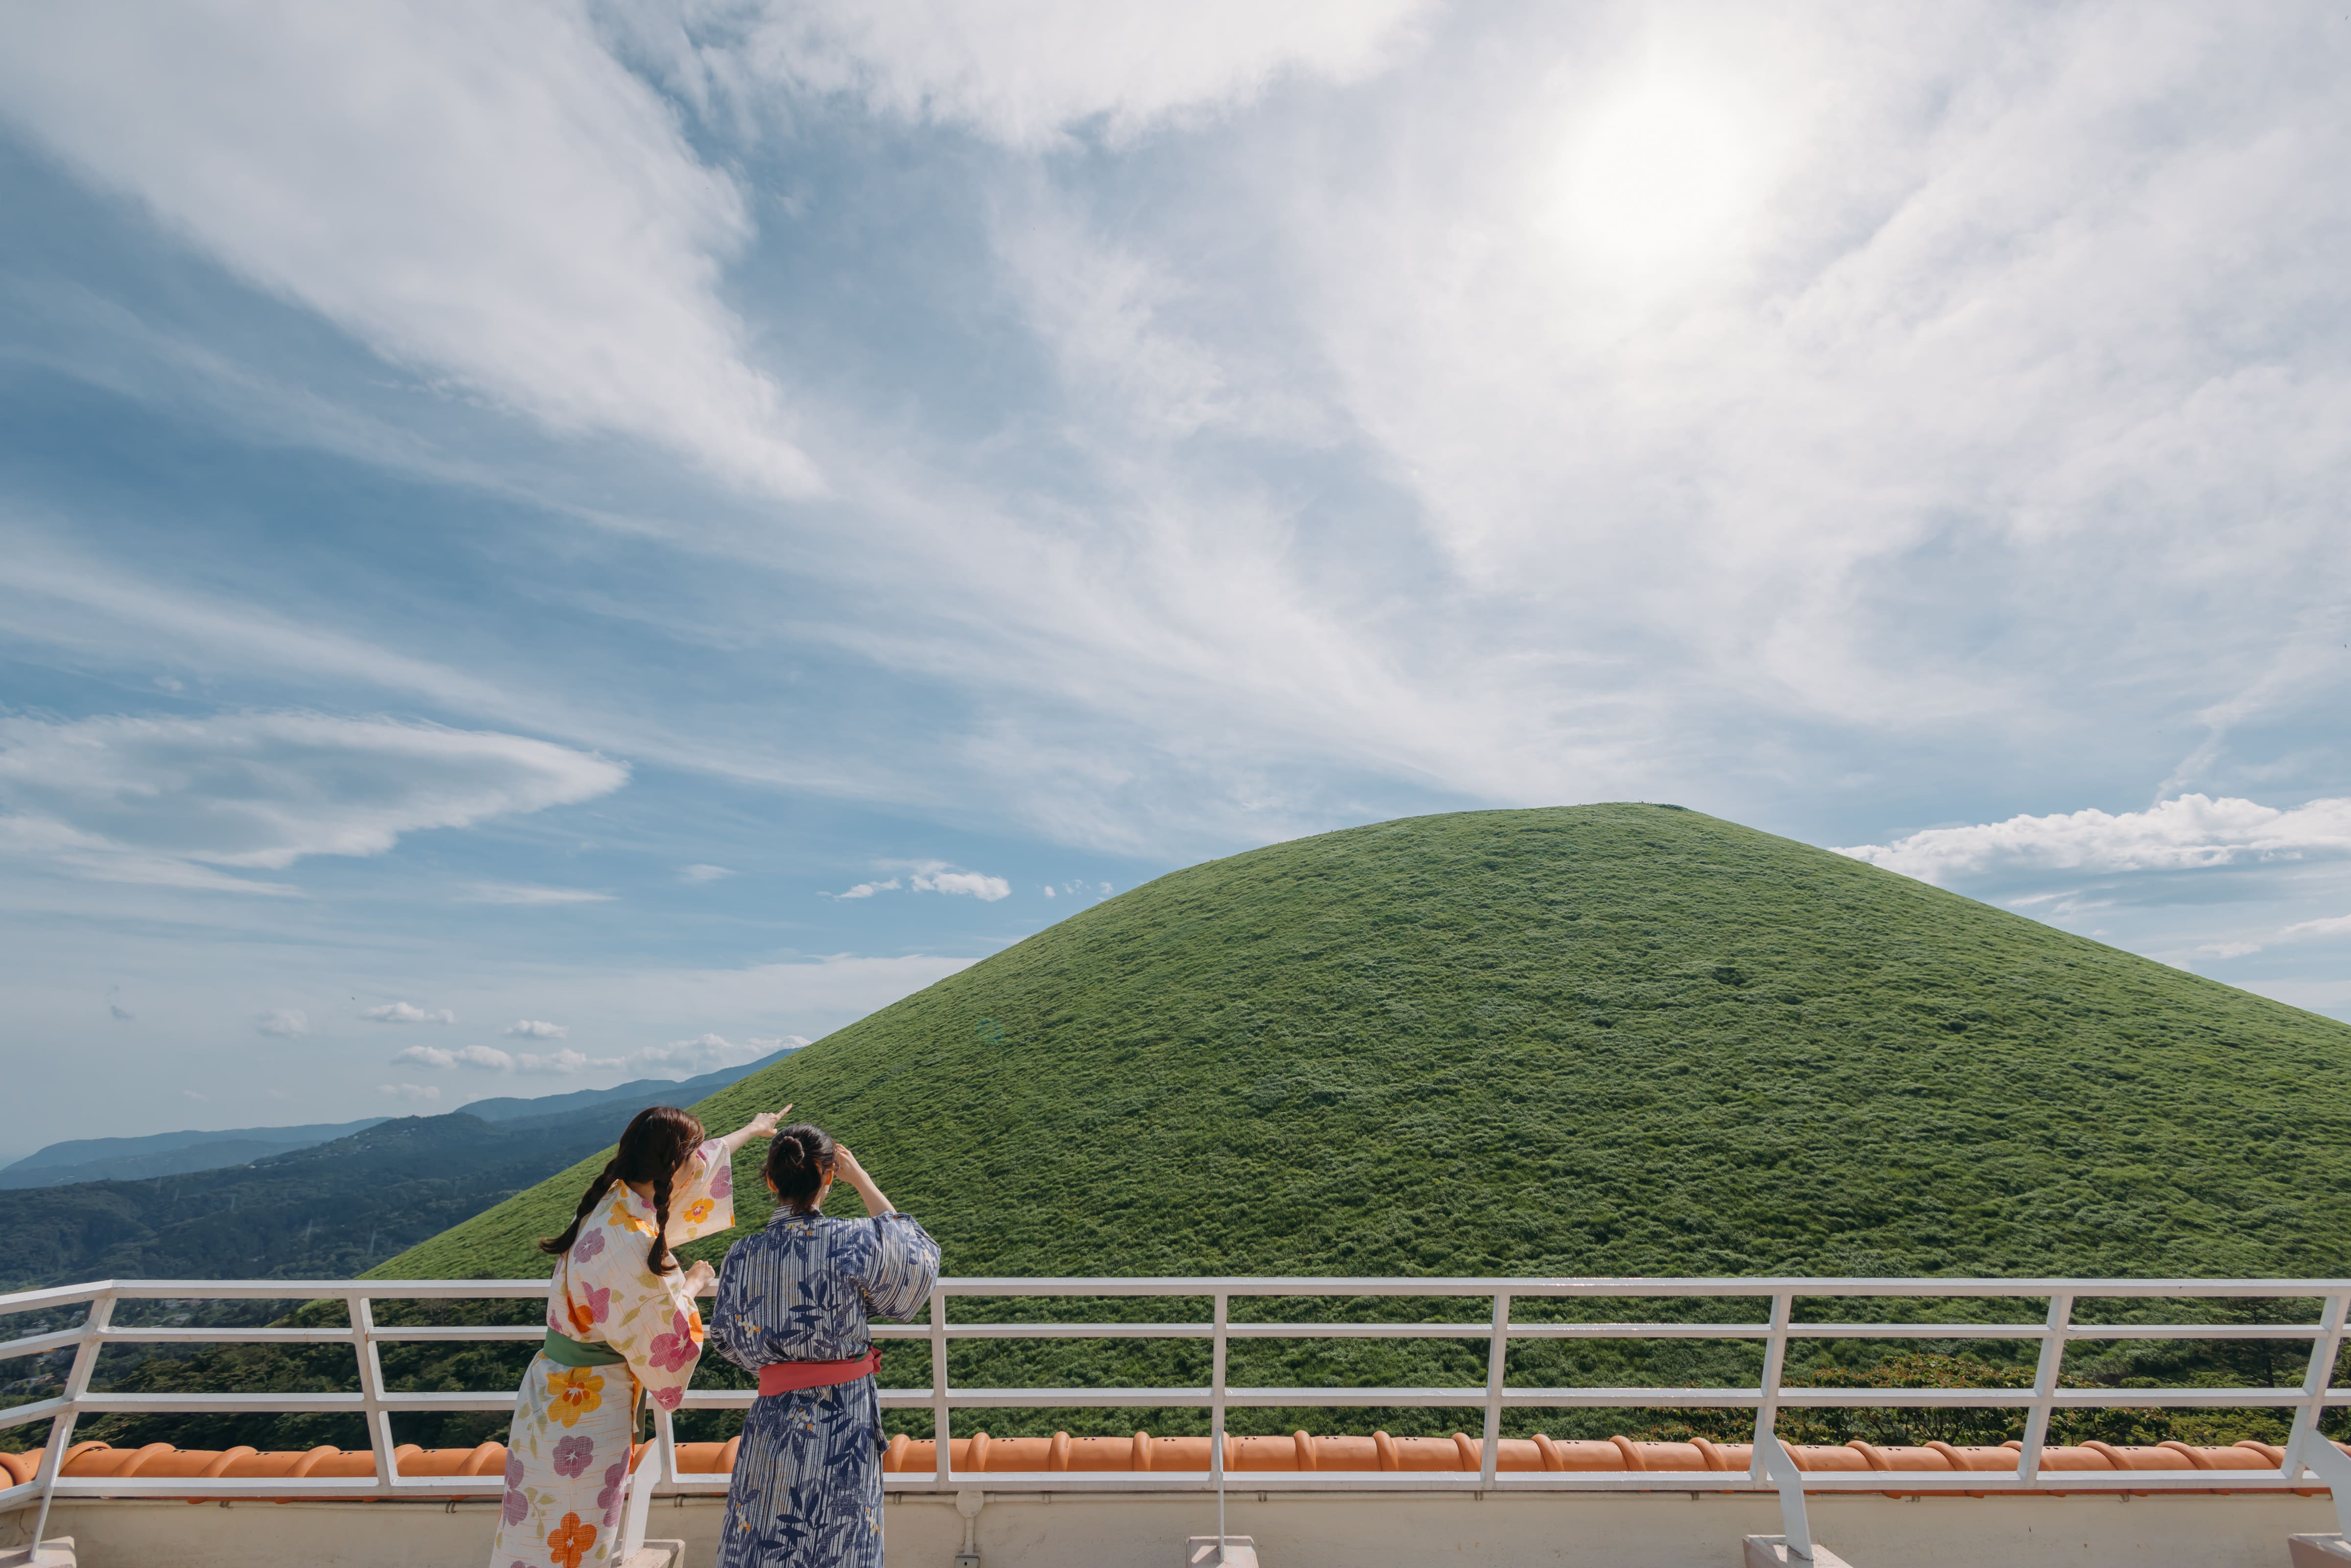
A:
2289;1534;2351;1567
623;1539;685;1568
29;1489;2351;1568
1186;1537;1258;1568
0;1539;74;1568
1746;1536;1853;1568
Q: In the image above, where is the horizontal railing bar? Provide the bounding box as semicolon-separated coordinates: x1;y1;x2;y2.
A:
924;1277;2351;1299
0;1396;69;1430
0;1280;551;1308
0;1282;113;1315
91;1327;362;1345
0;1327;89;1359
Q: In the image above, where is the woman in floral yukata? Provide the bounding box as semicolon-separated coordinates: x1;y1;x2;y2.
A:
489;1102;786;1568
711;1123;940;1568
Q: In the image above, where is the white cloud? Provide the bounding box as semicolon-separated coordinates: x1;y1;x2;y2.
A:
744;1036;810;1052
690;0;1428;149
363;1000;455;1024
181;1088;208;1102
1041;885;1055;898
390;1044;455;1068
2194;942;2262;960
254;1008;309;1037
912;868;1011;901
514;1046;619;1075
631;1032;772;1075
2280;915;2351;941
679;864;736;883
504;1019;570;1039
0;712;626;894
375;1082;441;1102
1836;797;2351;885
455;1044;517;1070
460;883;618;905
827;878;900;900
0;0;817;496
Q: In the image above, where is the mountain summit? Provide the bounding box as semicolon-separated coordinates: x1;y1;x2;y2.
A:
383;804;2351;1284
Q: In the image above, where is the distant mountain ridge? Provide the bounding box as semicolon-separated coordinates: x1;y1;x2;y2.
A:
0;1049;796;1190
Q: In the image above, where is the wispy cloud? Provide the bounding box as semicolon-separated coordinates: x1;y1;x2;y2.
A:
363;1001;454;1024
826;878;900;901
460;883;617;906
504;1019;569;1039
375;1082;440;1102
1836;796;2351;885
679;864;735;883
254;1008;308;1038
0;712;627;894
0;3;818;497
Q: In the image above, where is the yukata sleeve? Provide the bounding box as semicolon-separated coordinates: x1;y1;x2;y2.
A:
600;1246;711;1415
709;1236;773;1374
850;1213;941;1322
665;1138;737;1244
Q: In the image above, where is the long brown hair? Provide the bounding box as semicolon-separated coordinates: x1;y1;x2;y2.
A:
539;1105;705;1275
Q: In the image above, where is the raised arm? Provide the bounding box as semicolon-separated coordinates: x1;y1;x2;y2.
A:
717;1106;791;1159
830;1143;894;1216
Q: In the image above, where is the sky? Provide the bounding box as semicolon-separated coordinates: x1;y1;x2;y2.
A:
1;0;2347;1161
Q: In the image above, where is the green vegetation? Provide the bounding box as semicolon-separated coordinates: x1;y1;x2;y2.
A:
38;805;2351;1454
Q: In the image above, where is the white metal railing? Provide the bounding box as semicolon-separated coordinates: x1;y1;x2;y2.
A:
6;1274;2351;1520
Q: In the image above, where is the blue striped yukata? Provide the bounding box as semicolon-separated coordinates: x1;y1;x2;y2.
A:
710;1206;940;1568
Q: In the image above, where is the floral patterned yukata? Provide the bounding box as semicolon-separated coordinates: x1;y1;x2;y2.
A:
490;1139;736;1568
711;1206;940;1568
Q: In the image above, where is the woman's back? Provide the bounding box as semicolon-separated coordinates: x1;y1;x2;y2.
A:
712;1207;937;1367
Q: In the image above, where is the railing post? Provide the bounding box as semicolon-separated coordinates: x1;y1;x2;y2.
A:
2287;1290;2351;1477
930;1287;951;1486
1481;1292;1511;1484
1752;1291;1793;1449
2017;1291;2073;1483
351;1293;397;1492
29;1289;112;1552
1212;1291;1228;1561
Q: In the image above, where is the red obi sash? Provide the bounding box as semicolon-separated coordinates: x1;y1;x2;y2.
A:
757;1347;881;1398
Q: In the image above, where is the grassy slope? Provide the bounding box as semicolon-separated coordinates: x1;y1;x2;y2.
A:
46;803;2306;1456
387;803;2351;1286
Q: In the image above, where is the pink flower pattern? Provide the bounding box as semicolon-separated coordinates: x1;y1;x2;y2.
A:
572;1229;604;1261
580;1284;610;1325
552;1434;595;1477
647;1308;698;1373
598;1459;629;1527
651;1384;683;1411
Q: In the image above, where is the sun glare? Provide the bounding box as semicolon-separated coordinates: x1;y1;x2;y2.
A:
1552;71;1766;281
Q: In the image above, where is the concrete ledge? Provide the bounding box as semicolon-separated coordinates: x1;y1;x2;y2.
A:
622;1540;684;1568
32;1487;2351;1568
2290;1535;2351;1567
0;1538;74;1568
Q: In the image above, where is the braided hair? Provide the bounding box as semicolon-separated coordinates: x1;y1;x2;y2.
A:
539;1105;706;1274
764;1122;836;1214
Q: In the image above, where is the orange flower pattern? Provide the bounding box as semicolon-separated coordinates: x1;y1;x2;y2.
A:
547;1367;604;1427
546;1513;597;1568
488;1139;735;1568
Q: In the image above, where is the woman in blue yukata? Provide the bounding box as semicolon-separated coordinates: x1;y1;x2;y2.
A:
712;1123;940;1568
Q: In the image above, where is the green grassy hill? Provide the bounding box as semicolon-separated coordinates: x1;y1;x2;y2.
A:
387;803;2351;1286
47;805;2351;1459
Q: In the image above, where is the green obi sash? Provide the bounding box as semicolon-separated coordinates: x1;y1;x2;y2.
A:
541;1330;627;1368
